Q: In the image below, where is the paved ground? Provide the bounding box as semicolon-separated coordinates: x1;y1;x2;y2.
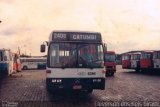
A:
1;66;160;107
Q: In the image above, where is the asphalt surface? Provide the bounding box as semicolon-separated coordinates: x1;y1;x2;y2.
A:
0;65;160;107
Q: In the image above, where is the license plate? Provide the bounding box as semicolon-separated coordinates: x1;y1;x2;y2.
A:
73;85;82;90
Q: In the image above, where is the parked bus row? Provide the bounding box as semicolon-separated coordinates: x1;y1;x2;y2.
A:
0;49;47;77
122;50;160;72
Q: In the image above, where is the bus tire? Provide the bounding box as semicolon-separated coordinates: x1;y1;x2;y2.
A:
106;72;114;76
23;66;28;70
5;68;9;76
135;69;140;73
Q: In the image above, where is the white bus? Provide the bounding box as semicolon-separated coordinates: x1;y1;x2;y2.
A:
153;50;160;71
41;30;106;93
20;57;46;70
0;49;14;76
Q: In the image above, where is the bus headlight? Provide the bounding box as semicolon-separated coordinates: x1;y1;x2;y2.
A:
52;79;62;83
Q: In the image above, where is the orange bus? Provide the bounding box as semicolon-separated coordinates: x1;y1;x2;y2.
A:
13;53;21;72
104;51;116;76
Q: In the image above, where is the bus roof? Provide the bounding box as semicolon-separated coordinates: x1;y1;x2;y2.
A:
141;50;154;53
131;52;142;55
0;49;10;51
153;50;160;53
50;30;100;34
105;51;115;54
49;30;102;43
122;53;132;56
20;57;46;59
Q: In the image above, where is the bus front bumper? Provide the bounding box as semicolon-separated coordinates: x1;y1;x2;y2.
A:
46;78;105;91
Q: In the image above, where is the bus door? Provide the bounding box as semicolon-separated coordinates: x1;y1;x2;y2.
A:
131;55;135;69
131;54;140;72
8;51;14;74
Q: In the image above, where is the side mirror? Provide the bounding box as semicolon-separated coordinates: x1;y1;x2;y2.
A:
103;43;107;52
105;43;107;52
40;44;46;52
46;42;49;46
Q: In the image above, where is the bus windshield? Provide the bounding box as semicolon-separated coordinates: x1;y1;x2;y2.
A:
141;53;152;59
122;55;131;60
153;52;160;59
132;54;140;60
49;43;104;68
105;54;115;62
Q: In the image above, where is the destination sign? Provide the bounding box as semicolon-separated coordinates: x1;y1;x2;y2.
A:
52;32;102;42
52;33;67;41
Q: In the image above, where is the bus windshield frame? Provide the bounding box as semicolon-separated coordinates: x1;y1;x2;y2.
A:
47;42;104;68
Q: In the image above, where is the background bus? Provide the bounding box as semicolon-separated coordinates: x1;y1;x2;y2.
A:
104;51;116;76
13;53;21;72
41;30;106;93
20;57;46;70
0;49;14;76
153;50;160;71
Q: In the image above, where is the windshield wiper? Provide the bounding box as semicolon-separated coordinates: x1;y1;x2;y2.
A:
86;63;94;69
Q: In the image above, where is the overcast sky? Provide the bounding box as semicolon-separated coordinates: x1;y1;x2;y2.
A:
0;0;160;55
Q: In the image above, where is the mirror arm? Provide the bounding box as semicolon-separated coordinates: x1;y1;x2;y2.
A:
43;41;49;46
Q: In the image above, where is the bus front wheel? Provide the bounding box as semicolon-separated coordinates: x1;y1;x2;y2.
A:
135;69;140;73
23;66;28;70
106;72;114;76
